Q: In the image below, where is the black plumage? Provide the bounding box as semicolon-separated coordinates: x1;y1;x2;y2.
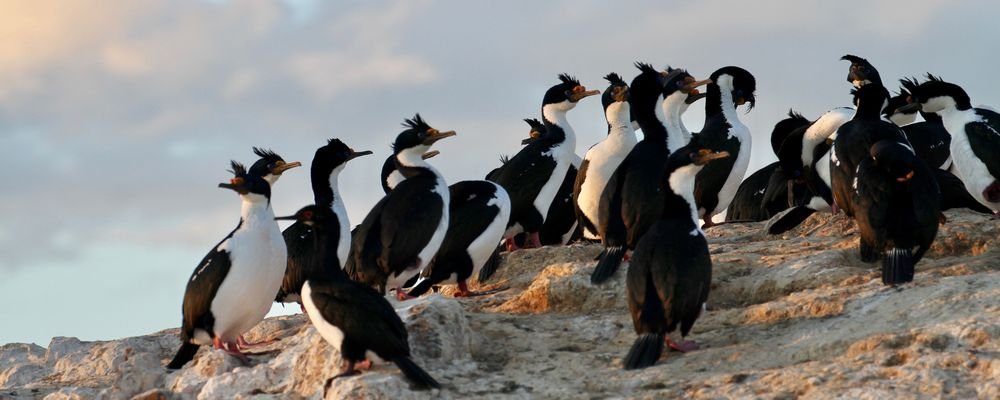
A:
832;84;910;224
692;66;757;227
248;147;302;185
593;63;678;284
345;115;455;300
280;206;439;390
168;162;282;369
623;143;729;370
727;111;812;221
854;141;939;285
407;180;510;297
275;139;371;305
489;75;598;250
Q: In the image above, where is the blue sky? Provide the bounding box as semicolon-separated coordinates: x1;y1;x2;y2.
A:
2;0;998;345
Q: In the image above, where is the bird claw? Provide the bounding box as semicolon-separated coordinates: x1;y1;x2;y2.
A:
666;338;699;353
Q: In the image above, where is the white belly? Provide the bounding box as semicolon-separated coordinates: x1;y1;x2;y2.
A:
711;128;752;217
950;128;999;211
210;227;286;341
468;184;511;278
532;144;573;221
577;139;634;238
302;281;345;352
388;178;450;289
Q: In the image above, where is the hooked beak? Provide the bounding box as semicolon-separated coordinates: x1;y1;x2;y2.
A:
347;150;373;161
684;79;712;93
423;130;457;145
569;89;601;102
896;170;915;182
421;150;440;160
272;161;302;175
693;150;730;166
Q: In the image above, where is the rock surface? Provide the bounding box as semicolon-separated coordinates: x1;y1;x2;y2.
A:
2;210;998;399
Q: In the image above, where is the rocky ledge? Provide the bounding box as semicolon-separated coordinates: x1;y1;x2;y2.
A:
2;210;998;399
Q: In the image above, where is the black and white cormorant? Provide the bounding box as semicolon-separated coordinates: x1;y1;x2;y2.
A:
692;66;757;228
275;139;372;306
854;140;940;285
345;115;455;300
276;206;440;391
623;142;730;370
381;150;439;194
727;110;813;222
167;162;289;369
488;74;598;250
248;147;302;186
574;73;636;241
593;64;709;284
901;75;1000;213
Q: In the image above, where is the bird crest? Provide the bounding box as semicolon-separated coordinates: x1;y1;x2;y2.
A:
402;114;431;131
558;73;581;87
523;118;545;131
787;109;807;122
634;62;658;75
899;76;921;93
603;72;627;87
925;73;945;82
228;160;247;177
252;147;282;161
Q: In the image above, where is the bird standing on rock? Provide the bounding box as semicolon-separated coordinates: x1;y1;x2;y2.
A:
276;206;440;391
275;139;371;307
624;142;729;370
167;160;295;369
489;74;598;251
345;114;455;300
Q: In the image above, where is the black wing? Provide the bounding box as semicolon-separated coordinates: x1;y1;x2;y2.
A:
488;142;558;221
277;221;316;301
421;182;501;279
380;176;445;274
180;226;237;340
854;158;892;250
598;154;630;247
694;117;741;215
346;196;390;291
726;162;777;222
307;280;410;356
968;110;1000;180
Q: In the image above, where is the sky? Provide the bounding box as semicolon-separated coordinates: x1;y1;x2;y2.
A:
2;0;999;346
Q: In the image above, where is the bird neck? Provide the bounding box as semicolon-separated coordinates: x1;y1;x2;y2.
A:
395;149;440;180
662;91;690;152
605;102;632;135
704;75;738;122
310;224;350;281
542;104;575;150
636;95;668;142
663;164;703;236
239;194;275;229
312;164;344;209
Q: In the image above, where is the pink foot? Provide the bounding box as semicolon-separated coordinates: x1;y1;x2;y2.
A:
526;232;542;248
214;337;249;362
395;287;415;301
356;359;373;370
666;338;699;353
623;251;631;262
505;237;520;252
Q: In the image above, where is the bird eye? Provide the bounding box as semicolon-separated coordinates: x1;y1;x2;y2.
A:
303;211;313;220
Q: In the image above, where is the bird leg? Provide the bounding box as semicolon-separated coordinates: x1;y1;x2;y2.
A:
213;337;249;362
299;303;308;315
526;232;542;248
356;359;373;370
622;251;631;262
665;337;700;353
786;180;796;208
395;286;415;301
504;237;520;252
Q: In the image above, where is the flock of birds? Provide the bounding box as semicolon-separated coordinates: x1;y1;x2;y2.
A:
162;54;1000;391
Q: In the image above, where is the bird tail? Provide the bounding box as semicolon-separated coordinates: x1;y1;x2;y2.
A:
766;206;816;234
166;341;199;370
591;245;625;284
406;276;434;298
623;333;664;370
478;244;503;282
882;247;914;285
392;356;441;390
